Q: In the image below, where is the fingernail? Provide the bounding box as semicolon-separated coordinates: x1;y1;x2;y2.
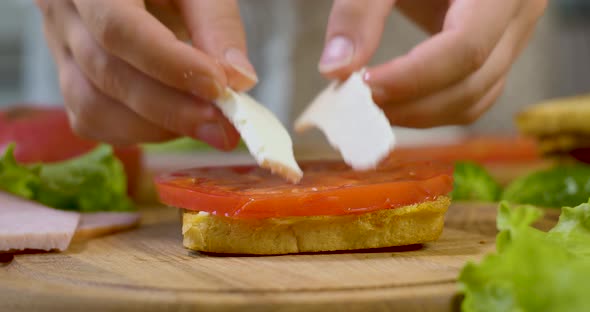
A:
192;77;224;100
195;121;229;150
319;36;354;73
225;48;258;83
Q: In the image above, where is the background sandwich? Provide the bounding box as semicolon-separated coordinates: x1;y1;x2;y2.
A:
155;160;453;255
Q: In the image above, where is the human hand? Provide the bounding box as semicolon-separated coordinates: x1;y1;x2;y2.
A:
319;0;547;128
36;0;258;149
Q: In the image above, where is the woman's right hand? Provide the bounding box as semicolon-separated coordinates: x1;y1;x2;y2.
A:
36;0;258;149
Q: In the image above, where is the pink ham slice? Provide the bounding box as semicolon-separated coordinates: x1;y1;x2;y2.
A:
0;192;80;252
1;192;141;253
73;212;140;241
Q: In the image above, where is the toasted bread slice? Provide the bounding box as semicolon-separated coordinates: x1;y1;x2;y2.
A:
536;134;590;154
182;196;450;255
516;94;590;137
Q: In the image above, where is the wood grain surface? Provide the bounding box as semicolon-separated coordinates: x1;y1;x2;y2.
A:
0;203;560;312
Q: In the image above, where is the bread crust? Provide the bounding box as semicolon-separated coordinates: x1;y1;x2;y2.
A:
182;196;450;255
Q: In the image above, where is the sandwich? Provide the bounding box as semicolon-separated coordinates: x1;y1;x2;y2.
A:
155;161;453;255
155;71;453;255
516;93;590;163
486;94;590;208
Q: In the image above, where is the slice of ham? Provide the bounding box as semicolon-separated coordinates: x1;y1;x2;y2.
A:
73;212;140;242
1;191;141;253
0;192;80;252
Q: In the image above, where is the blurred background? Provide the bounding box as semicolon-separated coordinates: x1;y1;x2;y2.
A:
0;1;588;149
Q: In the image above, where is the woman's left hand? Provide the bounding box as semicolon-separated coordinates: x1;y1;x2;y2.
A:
319;0;548;128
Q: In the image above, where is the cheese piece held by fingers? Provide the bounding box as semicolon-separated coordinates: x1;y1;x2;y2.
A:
215;89;303;183
295;71;396;170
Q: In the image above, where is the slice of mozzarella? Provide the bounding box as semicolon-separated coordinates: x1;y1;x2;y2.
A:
215;89;303;183
295;70;396;170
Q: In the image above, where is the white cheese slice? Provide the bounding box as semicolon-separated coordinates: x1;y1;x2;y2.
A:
215;89;303;183
294;70;396;170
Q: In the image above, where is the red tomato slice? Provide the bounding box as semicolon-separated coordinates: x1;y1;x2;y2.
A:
0;105;143;195
155;160;453;219
388;136;540;164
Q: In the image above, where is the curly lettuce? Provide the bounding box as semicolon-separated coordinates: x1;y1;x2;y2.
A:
458;200;590;312
502;164;590;208
0;144;40;199
452;161;502;202
0;144;133;212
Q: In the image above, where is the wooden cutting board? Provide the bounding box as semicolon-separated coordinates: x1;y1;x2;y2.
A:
0;202;559;312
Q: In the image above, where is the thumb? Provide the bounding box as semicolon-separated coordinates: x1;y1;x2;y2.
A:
319;0;395;80
177;0;257;92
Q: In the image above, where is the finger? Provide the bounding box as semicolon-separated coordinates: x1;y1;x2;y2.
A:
385;77;506;129
35;0;61;27
383;19;525;128
178;0;257;91
41;22;68;67
511;0;548;54
145;1;190;41
463;77;507;123
36;0;71;65
366;0;520;104
58;57;177;145
395;0;449;34
454;3;546;123
73;0;226;100
64;12;240;150
319;0;395;79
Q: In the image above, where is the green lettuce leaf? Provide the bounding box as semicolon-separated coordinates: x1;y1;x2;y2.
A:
458;200;590;312
501;164;590;208
0;144;40;199
0;144;134;212
451;161;502;202
36;144;133;212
